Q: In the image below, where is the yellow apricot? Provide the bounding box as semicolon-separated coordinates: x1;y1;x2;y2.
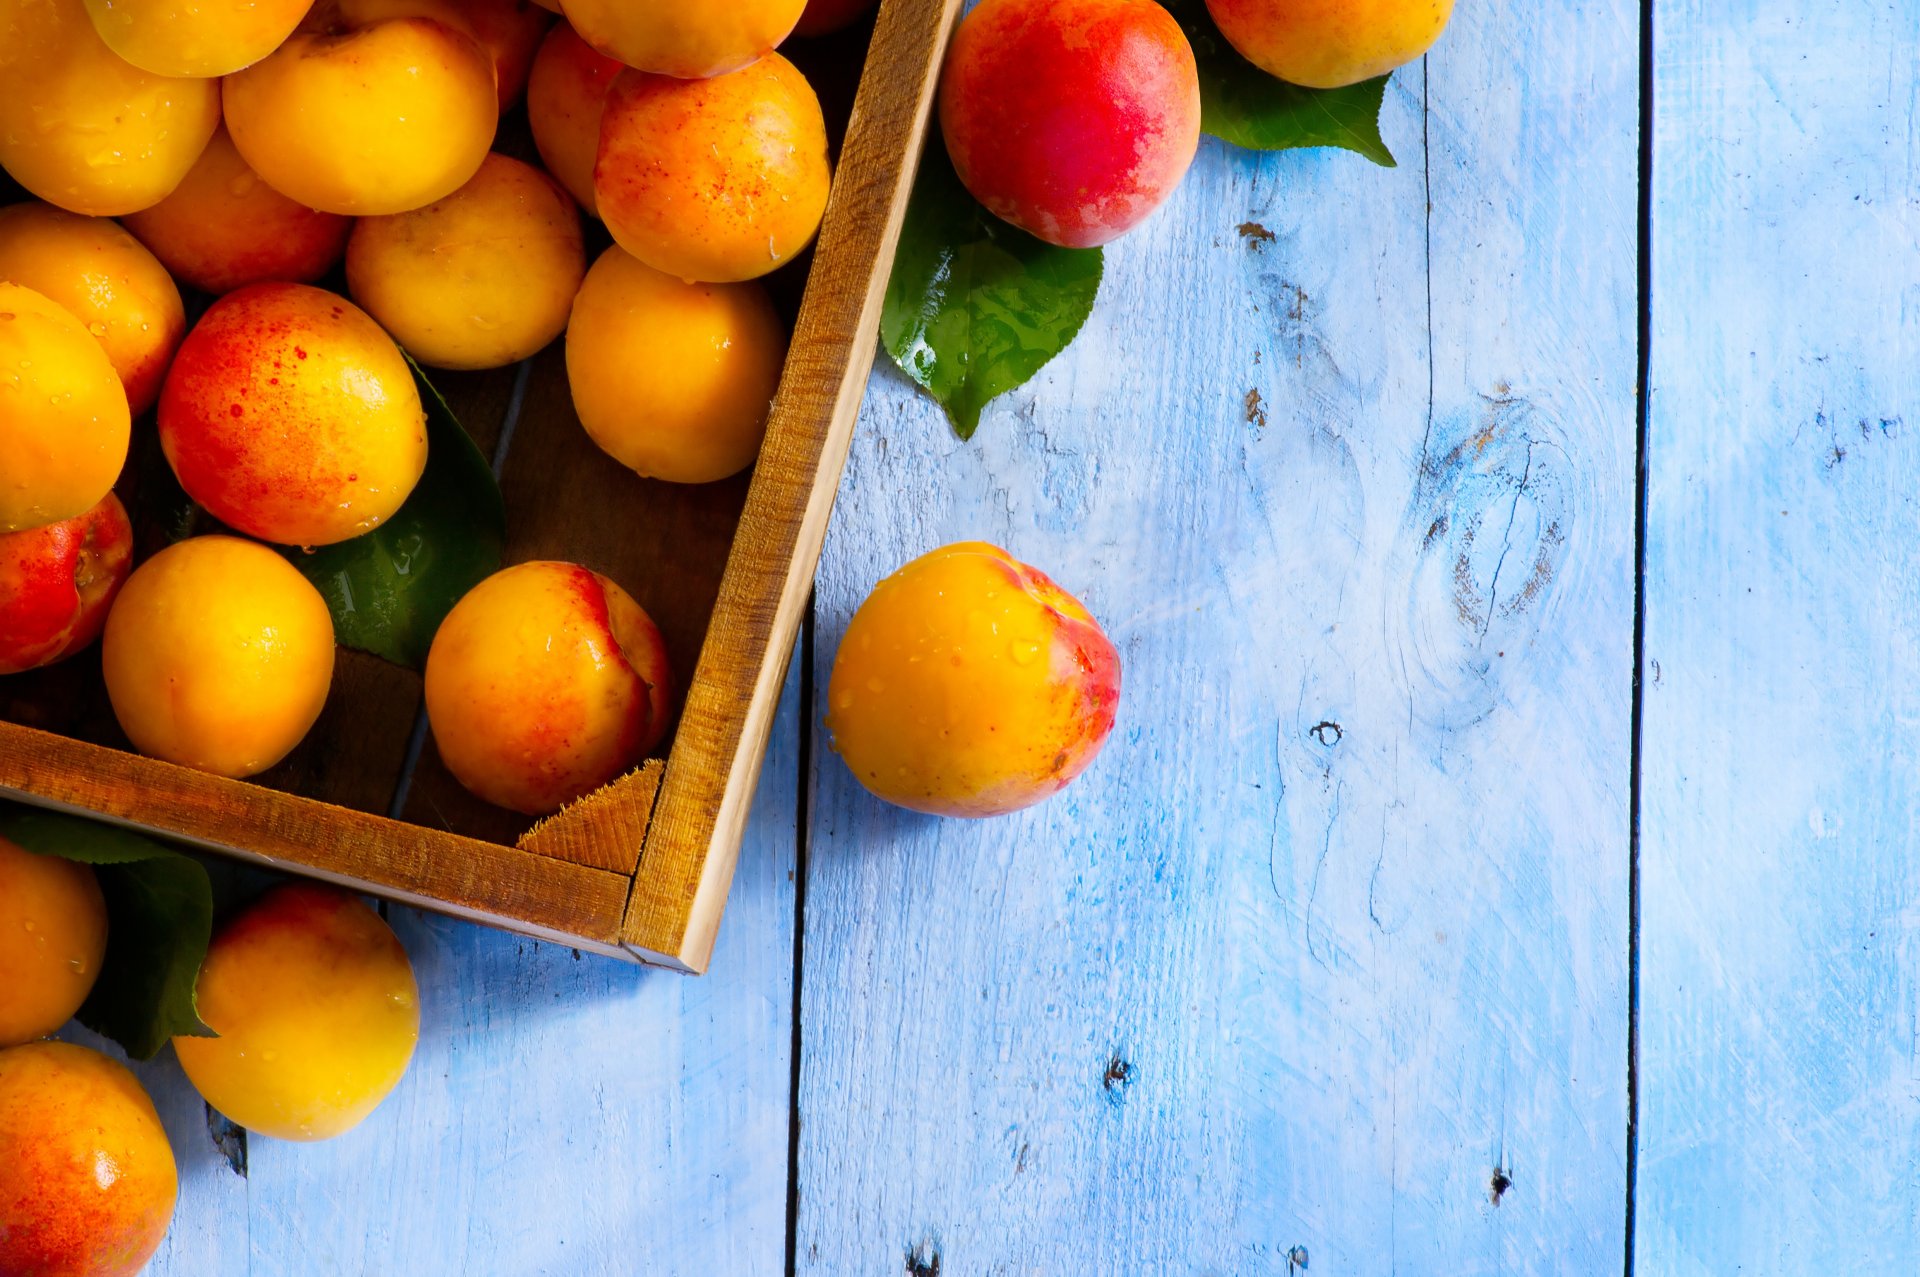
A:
223;15;498;216
0;283;131;535
102;536;337;779
0;202;185;416
826;543;1122;817
347;154;584;371
0;837;107;1047
81;0;316;77
558;0;805;78
525;20;623;216
0;0;220;216
566;245;785;484
1203;0;1453;89
174;884;418;1142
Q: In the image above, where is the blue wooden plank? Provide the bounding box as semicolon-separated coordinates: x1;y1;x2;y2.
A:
796;0;1638;1268
1637;2;1920;1270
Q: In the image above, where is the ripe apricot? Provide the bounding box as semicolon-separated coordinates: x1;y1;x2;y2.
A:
596;54;831;284
80;0;314;77
0;202;185;416
425;562;672;815
1205;0;1452;89
347;154;584;371
0;1043;177;1277
940;0;1200;248
794;0;875;36
102;536;337;779
826;543;1121;817
526;20;623;216
0;839;108;1046
0;494;133;675
326;0;553;108
174;884;418;1141
0;0;219;217
120;126;352;296
0;283;131;535
559;0;804;78
223;13;497;216
158;283;428;547
567;244;785;484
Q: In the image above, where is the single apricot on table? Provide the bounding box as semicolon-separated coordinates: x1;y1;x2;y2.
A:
1204;0;1453;90
0;1042;177;1277
0;283;131;535
102;536;337;779
559;0;805;78
426;562;672;815
158;282;428;547
0;838;108;1047
939;0;1201;248
0;202;186;416
81;0;315;77
526;20;623;216
348;154;584;371
826;543;1122;818
174;884;419;1142
121;126;353;297
567;244;786;485
0;0;219;217
0;493;134;675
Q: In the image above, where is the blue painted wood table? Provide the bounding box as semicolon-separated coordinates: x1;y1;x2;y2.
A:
127;0;1920;1271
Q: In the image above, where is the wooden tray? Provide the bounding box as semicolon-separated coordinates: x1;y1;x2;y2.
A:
0;0;964;974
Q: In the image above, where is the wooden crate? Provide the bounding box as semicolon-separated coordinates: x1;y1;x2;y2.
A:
0;0;964;975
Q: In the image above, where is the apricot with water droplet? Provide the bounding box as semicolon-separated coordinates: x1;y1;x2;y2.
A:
0;838;107;1046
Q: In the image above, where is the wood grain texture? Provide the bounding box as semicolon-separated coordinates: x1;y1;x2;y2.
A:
1636;2;1920;1270
793;0;1637;1269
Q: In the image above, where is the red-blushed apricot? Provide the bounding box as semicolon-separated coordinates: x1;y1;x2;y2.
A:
0;284;131;535
120;126;352;296
347;154;584;371
158;283;428;547
1205;0;1452;89
0;1043;177;1276
0;0;220;217
223;14;497;216
0;202;185;416
174;884;418;1142
826;543;1121;817
940;0;1200;248
0;494;133;675
566;244;785;484
425;562;672;815
794;0;874;36
0;839;107;1046
102;536;336;778
596;54;831;283
81;0;315;76
558;0;804;78
526;20;623;216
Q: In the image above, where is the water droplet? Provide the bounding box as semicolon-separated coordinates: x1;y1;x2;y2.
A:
1009;640;1042;666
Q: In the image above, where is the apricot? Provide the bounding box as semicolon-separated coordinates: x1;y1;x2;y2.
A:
558;0;805;79
120;126;352;296
566;244;785;485
174;884;418;1141
0;1042;177;1277
596;54;831;284
0;283;131;535
0;202;185;416
0;839;108;1046
102;536;337;778
1205;0;1453;89
425;561;672;815
81;0;315;77
939;0;1200;248
0;494;133;675
826;543;1121;817
526;20;623;215
158;283;428;546
347;154;584;371
325;0;553;108
0;0;220;217
794;0;875;36
223;13;497;216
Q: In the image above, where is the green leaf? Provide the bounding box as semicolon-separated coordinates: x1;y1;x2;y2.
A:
1163;0;1397;166
286;360;506;669
0;804;215;1061
882;139;1104;440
